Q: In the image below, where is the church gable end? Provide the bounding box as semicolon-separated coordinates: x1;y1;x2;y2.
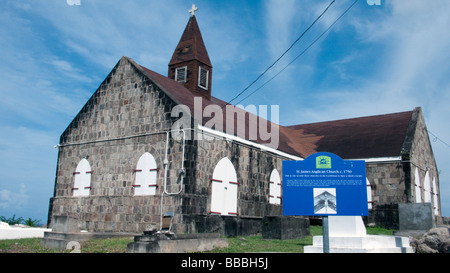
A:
402;107;440;213
60;57;178;145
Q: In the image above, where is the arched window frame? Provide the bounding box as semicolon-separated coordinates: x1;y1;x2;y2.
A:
366;178;373;210
269;169;282;205
133;152;159;196
72;158;92;197
432;178;439;216
414;167;422;203
210;157;239;216
424;171;432;203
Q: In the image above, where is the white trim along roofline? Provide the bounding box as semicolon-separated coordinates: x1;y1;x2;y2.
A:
198;125;303;161
198;125;403;164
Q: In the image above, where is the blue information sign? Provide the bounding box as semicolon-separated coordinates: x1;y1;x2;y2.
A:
283;152;368;216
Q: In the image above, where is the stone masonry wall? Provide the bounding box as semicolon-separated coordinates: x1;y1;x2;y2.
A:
49;57;286;233
50;57;441;235
51;134;186;232
50;57;185;232
408;108;441;216
366;162;407;205
364;107;442;226
179;135;285;234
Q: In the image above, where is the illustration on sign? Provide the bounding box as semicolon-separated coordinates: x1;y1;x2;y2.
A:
314;188;336;214
283;152;368;216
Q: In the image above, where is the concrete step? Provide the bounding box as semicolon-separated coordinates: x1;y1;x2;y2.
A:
304;235;415;253
304;246;415;253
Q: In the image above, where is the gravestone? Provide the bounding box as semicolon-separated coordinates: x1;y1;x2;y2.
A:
394;203;435;237
51;216;79;233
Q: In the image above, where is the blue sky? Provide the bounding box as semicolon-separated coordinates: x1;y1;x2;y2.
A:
1;0;449;224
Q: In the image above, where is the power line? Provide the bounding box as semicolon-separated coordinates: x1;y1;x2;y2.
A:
428;130;450;149
236;0;359;105
225;0;337;107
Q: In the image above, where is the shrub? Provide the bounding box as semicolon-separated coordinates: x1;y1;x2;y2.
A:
0;215;24;225
0;215;41;227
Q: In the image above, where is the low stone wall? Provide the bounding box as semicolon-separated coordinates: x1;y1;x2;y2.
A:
127;232;228;253
365;203;437;233
262;216;310;240
183;215;262;237
363;204;399;229
182;215;310;240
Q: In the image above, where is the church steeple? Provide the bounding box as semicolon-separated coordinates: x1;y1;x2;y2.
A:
168;5;212;98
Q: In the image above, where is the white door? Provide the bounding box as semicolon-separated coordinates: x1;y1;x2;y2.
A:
210;158;238;216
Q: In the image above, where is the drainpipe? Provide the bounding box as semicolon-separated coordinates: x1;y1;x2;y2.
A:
159;129;186;231
164;129;186;195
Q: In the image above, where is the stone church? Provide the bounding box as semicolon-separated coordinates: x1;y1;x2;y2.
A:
47;11;442;235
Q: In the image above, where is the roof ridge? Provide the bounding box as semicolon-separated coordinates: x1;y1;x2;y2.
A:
286;110;415;128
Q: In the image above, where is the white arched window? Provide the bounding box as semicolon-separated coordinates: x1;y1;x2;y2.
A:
210;157;238;216
269;169;282;205
414;168;422;203
133;152;158;196
73;158;92;197
433;178;439;216
366;178;373;210
424;171;432;203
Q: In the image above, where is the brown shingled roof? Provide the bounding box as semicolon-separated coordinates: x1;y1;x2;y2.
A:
131;57;301;155
129;57;413;160
285;111;414;159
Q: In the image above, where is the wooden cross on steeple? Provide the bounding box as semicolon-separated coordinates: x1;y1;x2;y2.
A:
189;4;198;16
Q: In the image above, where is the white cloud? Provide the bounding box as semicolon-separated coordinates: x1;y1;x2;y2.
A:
22;1;187;72
1;0;449;220
0;190;12;208
0;125;56;219
264;0;298;60
299;0;450;216
51;59;73;72
0;184;28;210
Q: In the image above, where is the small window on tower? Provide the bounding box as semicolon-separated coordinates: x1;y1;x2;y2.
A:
198;66;209;90
175;66;187;83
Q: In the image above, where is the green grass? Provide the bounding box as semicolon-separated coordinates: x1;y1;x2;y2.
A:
0;237;135;253
211;225;394;253
211;225;323;253
0;225;394;253
80;237;135;253
366;226;394;236
0;238;57;253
